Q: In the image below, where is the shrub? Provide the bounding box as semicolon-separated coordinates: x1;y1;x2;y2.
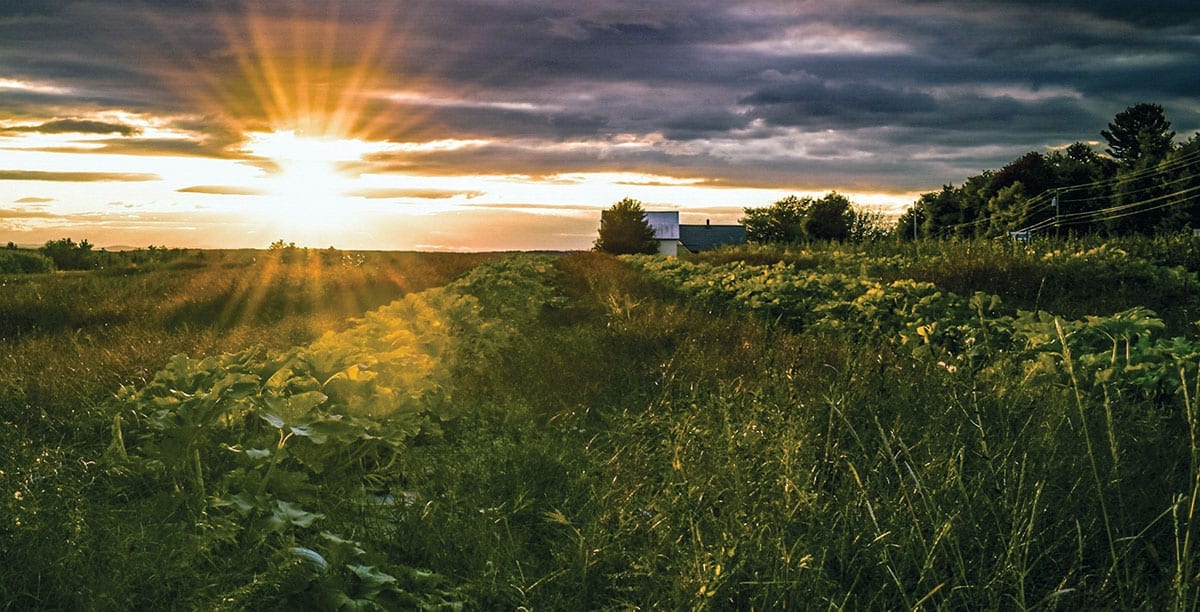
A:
40;237;97;270
0;249;54;273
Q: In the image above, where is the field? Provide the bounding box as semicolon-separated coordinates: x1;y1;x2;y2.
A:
5;237;1200;609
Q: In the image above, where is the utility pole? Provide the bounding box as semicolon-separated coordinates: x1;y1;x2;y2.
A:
1053;190;1060;237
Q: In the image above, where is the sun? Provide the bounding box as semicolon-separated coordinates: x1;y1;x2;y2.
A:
243;129;390;241
145;2;419;245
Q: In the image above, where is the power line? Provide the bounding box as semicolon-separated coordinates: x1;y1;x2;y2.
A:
910;145;1200;237
936;191;1057;234
1051;147;1200;195
1055;157;1200;206
1017;182;1200;234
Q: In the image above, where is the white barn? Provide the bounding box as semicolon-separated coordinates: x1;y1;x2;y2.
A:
643;211;682;255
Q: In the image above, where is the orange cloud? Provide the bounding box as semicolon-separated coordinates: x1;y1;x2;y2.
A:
0;170;159;182
177;185;267;196
346;188;484;200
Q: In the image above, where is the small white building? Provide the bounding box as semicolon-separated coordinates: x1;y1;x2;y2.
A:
644;211;682;255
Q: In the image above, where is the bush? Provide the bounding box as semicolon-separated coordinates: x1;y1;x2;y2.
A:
40;237;97;270
0;249;55;273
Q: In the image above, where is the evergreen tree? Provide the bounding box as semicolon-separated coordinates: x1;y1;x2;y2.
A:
1102;103;1175;168
1104;104;1178;233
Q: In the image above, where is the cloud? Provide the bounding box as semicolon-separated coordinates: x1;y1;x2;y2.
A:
662;111;753;141
0;207;62;219
0;170;159;182
15;196;54;203
467;202;601;213
5;118;140;136
176;185;266;196
80;137;233;158
346;188;486;200
740;80;937;119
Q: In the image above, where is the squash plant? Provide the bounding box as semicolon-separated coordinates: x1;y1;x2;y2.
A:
109;342;463;608
104;255;564;608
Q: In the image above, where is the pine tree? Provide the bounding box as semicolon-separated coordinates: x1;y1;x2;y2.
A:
1101;103;1175;168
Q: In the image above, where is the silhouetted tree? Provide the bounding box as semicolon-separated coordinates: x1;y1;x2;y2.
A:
904;106;1189;238
1102;103;1175;168
595;198;658;255
918;186;964;237
804;192;853;241
955;172;996;237
741;195;807;243
744;192;877;242
848;206;888;242
1166;133;1200;229
1103;105;1178;233
1045;143;1114;233
994;152;1056;197
984;182;1030;236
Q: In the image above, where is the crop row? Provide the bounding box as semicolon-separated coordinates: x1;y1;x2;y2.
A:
627;255;1200;403
108;255;562;608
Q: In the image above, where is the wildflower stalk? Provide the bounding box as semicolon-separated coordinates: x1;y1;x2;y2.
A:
1056;318;1123;601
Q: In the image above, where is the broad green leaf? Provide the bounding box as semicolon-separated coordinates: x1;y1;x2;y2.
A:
268;500;323;531
347;564;397;589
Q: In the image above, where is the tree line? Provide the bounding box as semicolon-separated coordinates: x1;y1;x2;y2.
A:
0;238;193;273
596;193;886;254
898;103;1200;238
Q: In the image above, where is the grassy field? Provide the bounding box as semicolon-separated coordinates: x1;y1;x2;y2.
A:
4;237;1200;609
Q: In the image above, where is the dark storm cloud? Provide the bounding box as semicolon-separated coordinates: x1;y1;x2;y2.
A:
741;79;938;122
740;79;1094;146
662;111;754;141
371;99;612;141
1;0;1198;193
903;0;1200;28
0;1;68;17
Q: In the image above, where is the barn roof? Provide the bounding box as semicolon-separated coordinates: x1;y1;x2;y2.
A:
679;223;747;252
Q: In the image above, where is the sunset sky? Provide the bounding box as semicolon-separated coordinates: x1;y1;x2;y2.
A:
1;1;1198;251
